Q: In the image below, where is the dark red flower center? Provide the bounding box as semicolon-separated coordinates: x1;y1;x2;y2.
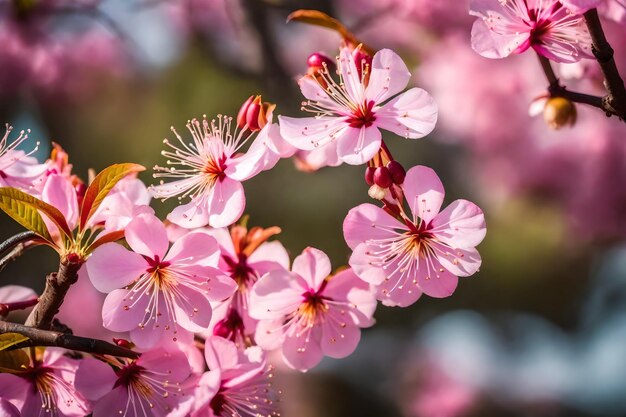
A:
347;101;377;128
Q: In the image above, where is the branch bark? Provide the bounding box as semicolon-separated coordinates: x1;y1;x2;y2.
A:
0;320;139;358
24;257;83;330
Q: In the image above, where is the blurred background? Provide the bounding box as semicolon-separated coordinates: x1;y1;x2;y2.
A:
1;0;626;416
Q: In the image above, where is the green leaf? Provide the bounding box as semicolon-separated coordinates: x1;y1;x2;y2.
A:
79;163;145;231
0;188;74;243
0;333;28;351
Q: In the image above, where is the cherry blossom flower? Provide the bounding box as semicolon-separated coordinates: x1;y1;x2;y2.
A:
0;125;46;190
343;166;486;307
470;0;593;63
86;212;237;348
76;348;193;417
0;348;91;417
249;247;376;372
189;336;279;417
203;224;290;344
150;113;286;229
561;0;626;22
279;47;438;165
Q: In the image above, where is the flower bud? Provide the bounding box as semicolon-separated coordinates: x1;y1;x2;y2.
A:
113;338;132;349
543;97;577;130
307;52;335;72
386;160;406;184
365;166;375;186
368;184;386;200
373;166;393;188
237;95;274;132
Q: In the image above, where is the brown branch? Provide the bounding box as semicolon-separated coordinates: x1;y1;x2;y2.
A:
583;8;626;119
0;320;139;358
0;231;40;273
24;257;83;330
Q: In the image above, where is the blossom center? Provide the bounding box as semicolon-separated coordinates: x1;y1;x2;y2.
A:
299;285;329;326
145;255;173;289
347;101;377;129
115;363;153;397
224;254;254;290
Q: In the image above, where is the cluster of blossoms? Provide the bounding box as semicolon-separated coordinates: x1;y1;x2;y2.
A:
0;13;488;417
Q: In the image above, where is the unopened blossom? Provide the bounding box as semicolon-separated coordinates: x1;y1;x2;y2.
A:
279;47;438;165
0;284;38;316
0;125;46;190
151;110;287;229
189;336;279;417
470;0;593;63
203;224;290;343
344;166;486;307
76;348;193;417
86;212;237;348
249;247;376;372
0;348;91;417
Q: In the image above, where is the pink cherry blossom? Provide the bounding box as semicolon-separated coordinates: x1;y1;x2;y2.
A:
189;336;279;417
0;348;91;417
202;225;290;343
344;166;486;307
249;247;376;372
564;0;626;22
86;212;237;348
150;114;285;229
76;348;193;417
470;0;593;63
279;47;438;165
0;125;46;190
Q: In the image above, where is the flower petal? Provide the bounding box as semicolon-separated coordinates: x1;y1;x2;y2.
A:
343;203;407;250
167;198;210;229
417;256;459;298
365;48;411;103
172;284;213;333
431;199;487;248
436;245;482;278
348;243;388;286
374;88;438;139
42;174;78;230
102;288;149;332
249;270;306;320
165;231;221;267
207;177;245;228
321;312;361;359
282;325;324;372
336;126;382;166
87;243;147;293
278;115;344;151
0;285;36;303
75;357;116;401
248;241;290;273
125;212;169;259
403;165;445;224
291;247;331;291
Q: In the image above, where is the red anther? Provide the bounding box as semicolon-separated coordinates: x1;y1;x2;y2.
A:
365;166;375;186
237;96;255;130
307;52;335;71
113;338;132;348
373;166;393;188
386;160;406;184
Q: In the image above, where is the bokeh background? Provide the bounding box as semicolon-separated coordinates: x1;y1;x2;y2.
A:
1;0;626;416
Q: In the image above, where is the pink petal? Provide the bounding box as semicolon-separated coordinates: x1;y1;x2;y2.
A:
225;146;266;182
139;348;192;381
365;48;411;103
125;212;169;259
167;198;210;229
0;374;27;408
0;285;36;303
321;312;361;359
184;265;237;301
75;357;116;401
248;241;290;272
470;18;529;59
416;256;459;298
172;284;214;333
324;269;377;327
87;243;147;293
254;318;285;351
403;165;445;224
282;325;324;372
0;399;20;417
291;247;331;291
193;371;222;411
129;322;166;349
343;203;407;250
348;243;388;286
205;336;239;371
339;47;364;104
431;199;487;248
91;387;130;417
374;88;438;139
42;174;78;230
207;177;245;228
201;227;236;260
376;278;423;307
102;288;149;332
165;232;221;267
336;126;382;166
249;270;306;320
436;245;482;278
278;115;345;151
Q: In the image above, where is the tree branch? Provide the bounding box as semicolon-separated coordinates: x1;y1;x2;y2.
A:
0;320;139;358
0;231;39;273
24;257;83;330
584;8;626;119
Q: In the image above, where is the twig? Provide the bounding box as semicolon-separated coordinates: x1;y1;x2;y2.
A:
0;231;38;273
0;320;139;358
583;8;626;119
24;257;83;330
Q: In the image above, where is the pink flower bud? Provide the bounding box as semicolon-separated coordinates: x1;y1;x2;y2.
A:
237;95;273;132
373;166;393;188
368;184;386;200
237;95;255;130
365;166;375;186
307;52;335;71
386;160;406;184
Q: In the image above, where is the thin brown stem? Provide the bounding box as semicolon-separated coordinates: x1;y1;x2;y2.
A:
0;320;139;358
583;8;626;119
24;257;83;330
